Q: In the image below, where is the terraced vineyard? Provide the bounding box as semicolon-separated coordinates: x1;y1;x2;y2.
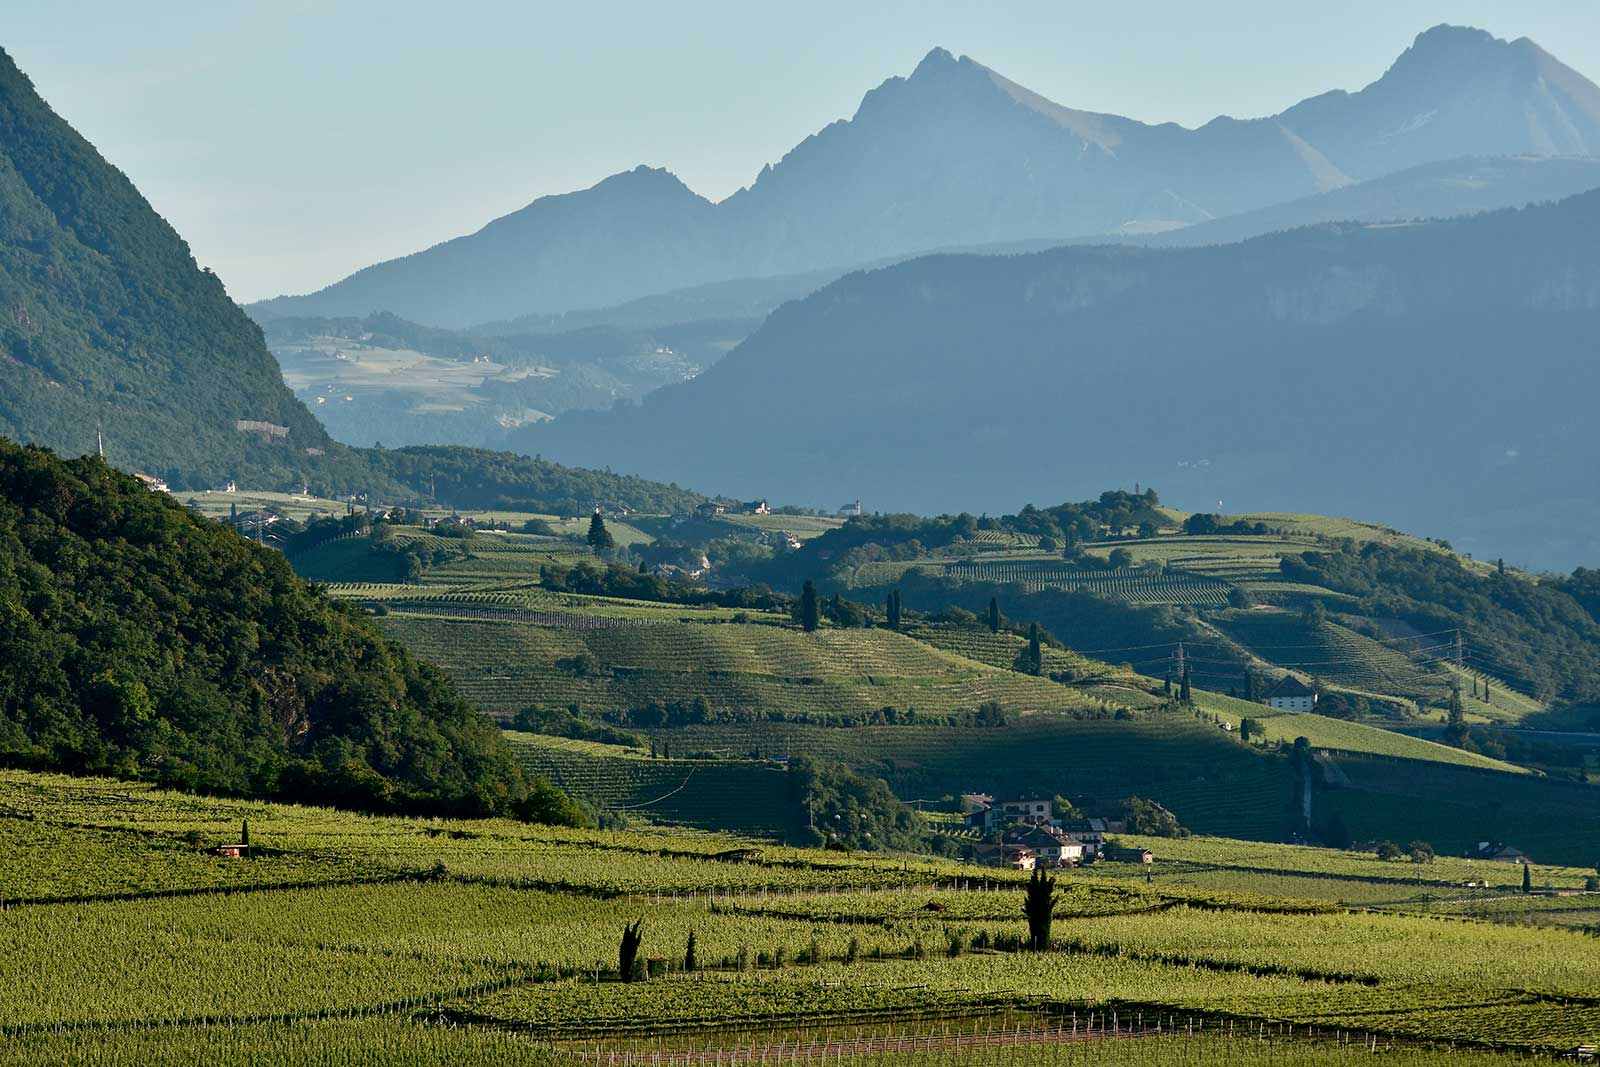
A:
506;734;791;834
1210;611;1452;703
941;560;1231;605
379;615;1106;721
902;625;1133;686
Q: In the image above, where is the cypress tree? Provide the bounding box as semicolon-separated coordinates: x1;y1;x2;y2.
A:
1179;665;1192;703
1023;867;1056;950
1445;682;1468;747
1027;623;1042;676
800;580;819;632
1522;862;1532;894
586;511;615;551
684;929;698;972
619;919;645;982
988;598;1000;634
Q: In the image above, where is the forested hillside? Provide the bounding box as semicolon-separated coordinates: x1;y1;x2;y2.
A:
528;188;1600;568
0;48;380;493
0;438;578;821
368;445;704;515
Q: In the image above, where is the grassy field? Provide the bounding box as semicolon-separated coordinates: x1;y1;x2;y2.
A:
3;768;1596;1062
717;512;844;539
1188;690;1525;773
182;488;352;522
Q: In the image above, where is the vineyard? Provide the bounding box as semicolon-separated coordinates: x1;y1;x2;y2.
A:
4;769;1599;1062
506;733;792;834
635;714;1295;843
377;615;1105;720
940;561;1232;606
1210;611;1453;703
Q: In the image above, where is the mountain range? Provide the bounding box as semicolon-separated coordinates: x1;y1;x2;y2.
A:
249;25;1600;330
522;188;1600;569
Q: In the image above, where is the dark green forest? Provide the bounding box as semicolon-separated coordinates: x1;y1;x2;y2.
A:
759;490;1165;588
368;446;703;516
1283;544;1600;703
0;438;580;822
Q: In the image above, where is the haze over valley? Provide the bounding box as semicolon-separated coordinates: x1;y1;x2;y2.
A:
4;8;1600;1064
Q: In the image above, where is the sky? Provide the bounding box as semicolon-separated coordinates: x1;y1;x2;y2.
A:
8;1;1600;303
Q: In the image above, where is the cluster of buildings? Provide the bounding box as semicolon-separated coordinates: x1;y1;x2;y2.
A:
961;796;1154;870
692;499;770;519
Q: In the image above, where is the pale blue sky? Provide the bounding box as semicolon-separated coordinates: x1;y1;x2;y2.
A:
8;1;1599;302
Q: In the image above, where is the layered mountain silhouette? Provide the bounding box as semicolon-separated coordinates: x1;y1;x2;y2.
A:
523;188;1600;569
251;25;1600;329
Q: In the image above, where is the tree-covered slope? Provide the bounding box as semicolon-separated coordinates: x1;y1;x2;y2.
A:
368;445;704;515
527;187;1600;569
0;47;378;493
0;438;576;821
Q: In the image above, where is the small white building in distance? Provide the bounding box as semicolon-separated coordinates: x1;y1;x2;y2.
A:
838;499;863;518
1267;675;1317;712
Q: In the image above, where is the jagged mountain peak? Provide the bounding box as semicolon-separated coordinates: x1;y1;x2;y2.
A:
1382;24;1532;86
910;46;960;76
250;27;1600;328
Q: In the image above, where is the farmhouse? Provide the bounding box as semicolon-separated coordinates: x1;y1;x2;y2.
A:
965;796;1054;832
695;502;726;518
969;842;1037;870
743;500;771;515
1059;817;1111;857
132;472;170;493
1002;825;1085;867
1468;841;1531;864
1267;675;1317;711
228;510;280;530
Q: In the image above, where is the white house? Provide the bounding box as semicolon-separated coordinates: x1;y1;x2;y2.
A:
964;796;1054;833
1003;825;1085;867
1059;818;1110;858
1267;676;1317;711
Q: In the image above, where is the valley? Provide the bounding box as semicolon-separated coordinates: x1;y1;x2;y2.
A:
3;13;1600;1064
